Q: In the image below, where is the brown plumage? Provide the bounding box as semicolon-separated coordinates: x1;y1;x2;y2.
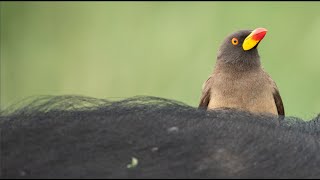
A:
199;28;284;117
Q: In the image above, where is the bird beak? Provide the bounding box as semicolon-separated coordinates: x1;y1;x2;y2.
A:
242;28;268;51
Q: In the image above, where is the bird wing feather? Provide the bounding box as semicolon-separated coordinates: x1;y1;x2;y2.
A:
272;85;285;116
264;71;285;116
198;76;213;109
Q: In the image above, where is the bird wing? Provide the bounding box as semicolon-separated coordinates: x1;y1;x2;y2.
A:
272;85;285;116
198;76;213;109
265;71;285;116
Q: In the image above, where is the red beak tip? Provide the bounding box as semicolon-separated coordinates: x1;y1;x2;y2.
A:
252;28;268;41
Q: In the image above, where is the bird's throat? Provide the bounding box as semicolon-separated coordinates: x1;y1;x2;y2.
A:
216;57;261;72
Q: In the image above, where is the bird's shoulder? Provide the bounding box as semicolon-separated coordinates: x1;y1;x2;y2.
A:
201;75;214;91
260;68;279;90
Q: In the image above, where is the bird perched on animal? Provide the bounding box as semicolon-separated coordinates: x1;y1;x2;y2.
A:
199;28;284;117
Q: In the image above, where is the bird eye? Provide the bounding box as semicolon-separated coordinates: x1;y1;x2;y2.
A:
231;38;239;45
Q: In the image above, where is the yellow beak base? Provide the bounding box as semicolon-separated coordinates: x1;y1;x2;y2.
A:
242;28;268;51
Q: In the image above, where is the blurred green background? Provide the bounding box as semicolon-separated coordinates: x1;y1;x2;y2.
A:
1;2;320;119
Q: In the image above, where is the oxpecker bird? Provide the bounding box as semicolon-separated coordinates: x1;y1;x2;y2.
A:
199;28;285;117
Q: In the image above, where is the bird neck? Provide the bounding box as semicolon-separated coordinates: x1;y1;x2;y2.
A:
215;57;261;72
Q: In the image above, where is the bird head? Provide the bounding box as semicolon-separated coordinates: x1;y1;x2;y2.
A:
216;28;268;69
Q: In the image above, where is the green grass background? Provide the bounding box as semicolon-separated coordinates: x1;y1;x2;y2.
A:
1;2;320;119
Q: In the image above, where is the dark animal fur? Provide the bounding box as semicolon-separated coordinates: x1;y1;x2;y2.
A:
1;95;319;178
